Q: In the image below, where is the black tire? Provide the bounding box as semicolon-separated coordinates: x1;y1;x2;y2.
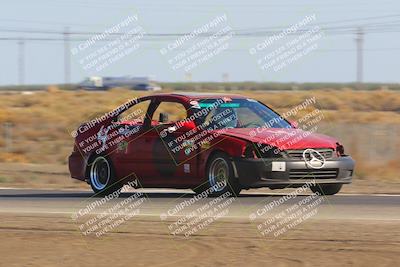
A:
310;184;342;195
193;152;241;197
88;156;124;196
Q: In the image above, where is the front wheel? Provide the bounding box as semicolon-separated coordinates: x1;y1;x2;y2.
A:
310;184;342;195
193;152;241;197
89;156;123;196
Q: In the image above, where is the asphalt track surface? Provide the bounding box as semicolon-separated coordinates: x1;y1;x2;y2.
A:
0;188;398;221
1;188;400;266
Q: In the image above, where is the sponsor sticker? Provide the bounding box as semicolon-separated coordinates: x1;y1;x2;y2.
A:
184;164;190;173
189;100;201;109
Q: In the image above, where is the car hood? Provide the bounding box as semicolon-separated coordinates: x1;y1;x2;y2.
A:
219;128;338;150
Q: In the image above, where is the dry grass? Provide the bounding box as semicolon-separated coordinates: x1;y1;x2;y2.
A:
0;86;399;184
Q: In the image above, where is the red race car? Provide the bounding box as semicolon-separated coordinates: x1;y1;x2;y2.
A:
68;92;355;196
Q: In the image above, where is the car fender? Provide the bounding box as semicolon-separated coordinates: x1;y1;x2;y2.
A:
198;135;247;179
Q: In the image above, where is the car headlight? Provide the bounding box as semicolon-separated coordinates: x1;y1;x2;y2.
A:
242;143;282;158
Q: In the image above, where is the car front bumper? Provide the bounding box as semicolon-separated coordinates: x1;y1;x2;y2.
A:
233;156;355;189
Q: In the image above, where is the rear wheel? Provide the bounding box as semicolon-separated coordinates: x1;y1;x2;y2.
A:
89;156;123;196
310;184;342;195
193;152;241;197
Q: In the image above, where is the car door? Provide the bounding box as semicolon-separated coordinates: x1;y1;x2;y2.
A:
111;99;157;182
136;99;200;187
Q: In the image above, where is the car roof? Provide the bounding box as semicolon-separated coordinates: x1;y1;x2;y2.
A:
172;92;246;99
150;92;246;100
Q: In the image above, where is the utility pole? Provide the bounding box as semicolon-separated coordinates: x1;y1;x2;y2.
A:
355;27;364;84
222;73;229;82
3;123;12;152
18;38;25;85
64;27;71;85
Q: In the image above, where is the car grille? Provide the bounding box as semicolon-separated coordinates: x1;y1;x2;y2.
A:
289;168;338;179
285;148;334;160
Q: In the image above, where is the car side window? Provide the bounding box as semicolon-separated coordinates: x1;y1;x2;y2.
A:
152;101;187;124
117;100;151;123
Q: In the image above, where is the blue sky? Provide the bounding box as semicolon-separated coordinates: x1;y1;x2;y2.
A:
0;0;399;85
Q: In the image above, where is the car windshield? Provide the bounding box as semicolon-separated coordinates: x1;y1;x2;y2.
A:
193;98;291;129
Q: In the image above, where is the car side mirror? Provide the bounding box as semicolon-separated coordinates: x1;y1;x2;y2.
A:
159;112;169;123
289;120;298;129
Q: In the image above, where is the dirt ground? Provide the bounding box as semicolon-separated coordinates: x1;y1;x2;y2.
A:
0;214;399;267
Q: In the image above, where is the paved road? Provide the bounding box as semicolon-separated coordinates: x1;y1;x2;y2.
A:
1;188;399;266
0;188;398;221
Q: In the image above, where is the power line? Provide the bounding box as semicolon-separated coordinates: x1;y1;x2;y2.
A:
0;26;399;38
1;13;399;85
0;36;399;53
1;14;400;38
238;14;400;32
2;13;400;31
